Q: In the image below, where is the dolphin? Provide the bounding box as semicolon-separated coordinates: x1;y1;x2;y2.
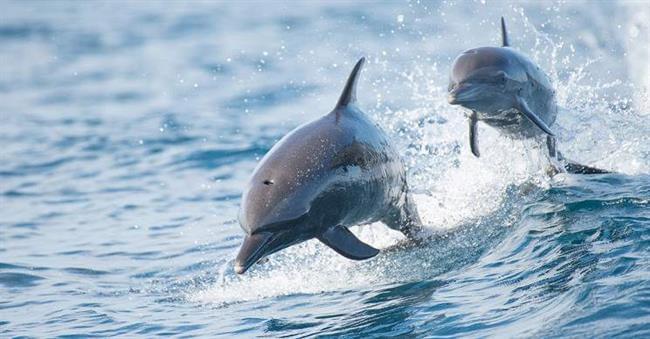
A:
447;17;607;174
234;58;422;274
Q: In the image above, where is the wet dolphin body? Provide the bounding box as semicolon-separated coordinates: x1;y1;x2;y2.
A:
447;17;607;174
234;58;422;274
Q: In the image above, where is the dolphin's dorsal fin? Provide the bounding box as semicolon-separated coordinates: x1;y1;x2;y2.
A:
335;57;365;109
317;225;379;260
501;17;509;47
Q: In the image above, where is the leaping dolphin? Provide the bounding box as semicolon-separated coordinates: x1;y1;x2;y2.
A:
447;17;607;174
234;58;422;274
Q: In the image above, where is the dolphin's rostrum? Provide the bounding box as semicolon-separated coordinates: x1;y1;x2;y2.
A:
234;58;422;274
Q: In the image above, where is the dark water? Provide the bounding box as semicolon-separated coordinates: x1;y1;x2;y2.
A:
1;1;649;337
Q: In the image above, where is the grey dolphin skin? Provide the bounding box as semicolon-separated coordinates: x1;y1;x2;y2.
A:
447;17;607;174
234;58;422;274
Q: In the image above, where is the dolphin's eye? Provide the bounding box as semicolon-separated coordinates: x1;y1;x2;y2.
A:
263;179;274;185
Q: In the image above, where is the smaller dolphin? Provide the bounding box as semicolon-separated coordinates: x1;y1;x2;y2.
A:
234;58;422;274
447;17;607;174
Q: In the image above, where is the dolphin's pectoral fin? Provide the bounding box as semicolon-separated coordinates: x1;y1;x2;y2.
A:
318;225;379;260
546;135;557;158
516;97;555;136
469;111;480;157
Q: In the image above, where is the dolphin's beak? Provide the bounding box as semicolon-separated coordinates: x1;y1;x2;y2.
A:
447;83;483;105
234;232;274;274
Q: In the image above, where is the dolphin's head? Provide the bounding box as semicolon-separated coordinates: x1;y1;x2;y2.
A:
447;47;527;116
234;146;324;274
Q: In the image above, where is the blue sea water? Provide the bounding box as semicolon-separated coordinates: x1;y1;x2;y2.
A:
1;1;649;337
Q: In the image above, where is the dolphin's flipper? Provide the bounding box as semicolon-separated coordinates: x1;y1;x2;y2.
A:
516;97;555;136
546;135;557;158
469;111;480;157
318;225;379;260
501;17;509;47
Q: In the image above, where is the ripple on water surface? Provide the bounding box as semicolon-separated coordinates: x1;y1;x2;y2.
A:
1;1;649;337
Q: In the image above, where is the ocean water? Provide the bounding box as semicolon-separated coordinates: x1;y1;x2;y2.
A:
1;1;649;337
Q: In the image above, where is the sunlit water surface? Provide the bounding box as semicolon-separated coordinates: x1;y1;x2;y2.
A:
1;1;649;337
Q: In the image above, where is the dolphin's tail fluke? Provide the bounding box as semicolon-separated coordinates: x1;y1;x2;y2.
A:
563;161;610;174
557;152;610;174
